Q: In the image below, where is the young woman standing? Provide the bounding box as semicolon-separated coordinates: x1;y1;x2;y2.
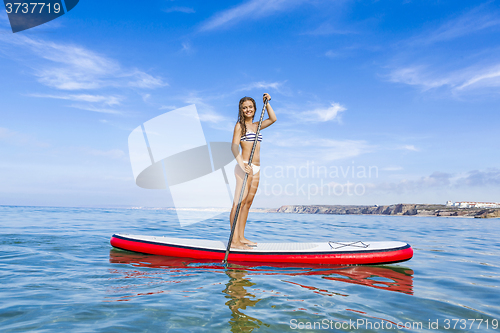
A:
229;93;276;249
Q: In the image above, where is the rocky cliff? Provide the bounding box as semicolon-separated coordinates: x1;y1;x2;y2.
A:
271;204;500;218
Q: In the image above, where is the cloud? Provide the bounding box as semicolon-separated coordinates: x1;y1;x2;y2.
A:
325;50;338;58
303;22;356;36
366;169;500;194
180;41;195;55
456;168;500;187
387;6;500;94
235;81;285;93
159;105;178;110
28;93;123;106
399;145;419;152
0;11;10;29
382;166;403;171
303;102;346;122
68;104;123;115
409;6;500;46
388;63;500;93
387;66;452;90
198;110;228;124
268;132;372;161
456;65;500;90
366;171;452;194
0;35;166;91
183;94;233;129
0;127;50;148
141;93;151;103
199;0;306;31
163;6;195;14
82;148;126;160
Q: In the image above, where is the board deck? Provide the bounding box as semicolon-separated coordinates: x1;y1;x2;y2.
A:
110;234;413;265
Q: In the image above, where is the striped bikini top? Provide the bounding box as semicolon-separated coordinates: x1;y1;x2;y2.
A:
241;130;262;142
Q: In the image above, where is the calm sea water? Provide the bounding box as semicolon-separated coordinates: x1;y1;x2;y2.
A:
1;205;499;332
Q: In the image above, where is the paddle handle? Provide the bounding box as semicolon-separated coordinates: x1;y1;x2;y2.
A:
223;98;268;265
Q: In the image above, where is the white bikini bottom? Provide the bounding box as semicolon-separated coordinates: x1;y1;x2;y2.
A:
243;161;260;175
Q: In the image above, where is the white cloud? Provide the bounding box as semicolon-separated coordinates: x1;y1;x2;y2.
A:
28;93;123;106
159;105;178;110
235;81;285;94
82;148;126;160
325;50;338;58
0;11;10;29
366;171;452;194
0;127;50;148
0;35;166;91
303;22;356;36
366;169;500;195
387;6;500;94
199;0;306;31
183;94;233;129
180;41;195;55
68;104;123;115
268;132;372;161
303;102;346;122
127;70;167;89
141;93;151;103
198;110;228;124
163;7;195;14
388;66;452;90
388;63;500;93
382;166;404;171
456;168;500;187
410;6;500;46
399;145;419;152
457;65;500;90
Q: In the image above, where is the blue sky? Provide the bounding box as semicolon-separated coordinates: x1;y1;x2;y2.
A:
1;0;499;208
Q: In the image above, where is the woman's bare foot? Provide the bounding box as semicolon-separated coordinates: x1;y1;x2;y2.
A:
230;242;252;250
241;238;257;246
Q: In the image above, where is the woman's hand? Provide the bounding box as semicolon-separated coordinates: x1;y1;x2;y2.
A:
263;93;271;103
243;163;253;175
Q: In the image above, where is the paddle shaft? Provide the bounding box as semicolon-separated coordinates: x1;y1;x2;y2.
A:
223;99;268;265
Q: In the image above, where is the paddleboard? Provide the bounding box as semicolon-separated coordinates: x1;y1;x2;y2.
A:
110;234;413;265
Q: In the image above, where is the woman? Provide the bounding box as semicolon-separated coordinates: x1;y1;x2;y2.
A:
229;93;277;250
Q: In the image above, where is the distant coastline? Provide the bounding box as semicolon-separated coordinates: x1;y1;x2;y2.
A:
4;204;497;218
266;204;500;218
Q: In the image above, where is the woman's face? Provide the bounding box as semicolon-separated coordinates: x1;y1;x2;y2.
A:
240;100;255;119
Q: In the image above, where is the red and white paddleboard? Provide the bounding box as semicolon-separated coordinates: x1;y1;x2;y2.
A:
110;234;413;265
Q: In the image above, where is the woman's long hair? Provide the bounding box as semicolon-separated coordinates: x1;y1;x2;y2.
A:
237;97;257;137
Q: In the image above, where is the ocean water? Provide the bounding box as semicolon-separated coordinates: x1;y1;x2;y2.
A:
1;205;499;332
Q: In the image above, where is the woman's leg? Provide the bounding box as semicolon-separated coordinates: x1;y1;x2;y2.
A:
238;170;260;245
229;164;253;249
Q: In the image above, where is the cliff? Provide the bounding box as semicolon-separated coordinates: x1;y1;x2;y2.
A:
271;204;500;218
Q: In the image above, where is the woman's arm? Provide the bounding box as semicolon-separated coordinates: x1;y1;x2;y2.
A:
260;93;277;130
231;123;252;173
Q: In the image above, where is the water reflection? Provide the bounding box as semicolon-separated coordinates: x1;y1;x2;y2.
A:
108;249;414;295
223;269;267;332
109;250;414;330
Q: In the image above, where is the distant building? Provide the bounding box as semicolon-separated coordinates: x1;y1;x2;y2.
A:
446;201;500;208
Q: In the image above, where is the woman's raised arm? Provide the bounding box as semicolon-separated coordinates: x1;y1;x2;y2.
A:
260;93;276;129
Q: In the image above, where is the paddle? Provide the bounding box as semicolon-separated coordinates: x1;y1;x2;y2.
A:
223;97;269;265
